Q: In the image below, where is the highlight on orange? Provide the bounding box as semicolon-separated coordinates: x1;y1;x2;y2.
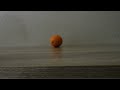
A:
50;34;63;48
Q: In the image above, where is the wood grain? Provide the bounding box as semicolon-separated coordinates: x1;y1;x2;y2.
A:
0;45;120;78
0;66;120;79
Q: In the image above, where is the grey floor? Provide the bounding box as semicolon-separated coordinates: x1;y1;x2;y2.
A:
0;44;120;79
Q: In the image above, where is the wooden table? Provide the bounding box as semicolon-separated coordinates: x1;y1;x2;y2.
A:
0;45;120;79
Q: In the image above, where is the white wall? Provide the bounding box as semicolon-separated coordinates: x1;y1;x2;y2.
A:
0;11;120;47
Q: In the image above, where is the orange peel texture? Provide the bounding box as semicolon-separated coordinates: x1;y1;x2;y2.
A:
50;35;63;48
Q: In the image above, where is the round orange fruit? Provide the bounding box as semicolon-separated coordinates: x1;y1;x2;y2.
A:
50;35;63;48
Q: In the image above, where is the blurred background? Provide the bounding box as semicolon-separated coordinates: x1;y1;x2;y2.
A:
0;11;120;47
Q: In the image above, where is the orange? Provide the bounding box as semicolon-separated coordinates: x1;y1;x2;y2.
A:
50;35;63;48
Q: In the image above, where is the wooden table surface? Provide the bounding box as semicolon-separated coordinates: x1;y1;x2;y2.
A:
0;45;120;79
